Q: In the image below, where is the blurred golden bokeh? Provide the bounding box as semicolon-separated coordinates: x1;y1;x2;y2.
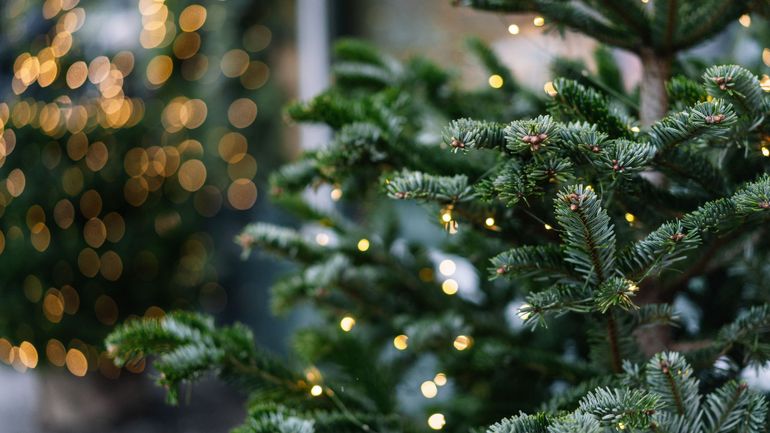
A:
228;98;258;128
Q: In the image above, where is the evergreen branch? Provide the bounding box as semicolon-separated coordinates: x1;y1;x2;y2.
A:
594;277;639;313
703;65;764;117
238;223;326;263
554;185;617;286
547;412;602;433
549;78;632;139
490;244;576;282
485;412;550;433
443;118;507;152
577;387;661;428
648;99;736;154
703;381;765;433
519;285;594;329
618;221;701;281
645;352;701;424
385;169;475;203
504;115;562;154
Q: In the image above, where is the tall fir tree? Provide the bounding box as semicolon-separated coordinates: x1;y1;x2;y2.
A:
107;1;770;432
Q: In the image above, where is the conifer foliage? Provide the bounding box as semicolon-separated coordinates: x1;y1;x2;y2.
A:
108;1;770;432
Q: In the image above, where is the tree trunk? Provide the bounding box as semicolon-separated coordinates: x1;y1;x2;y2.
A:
639;48;671;127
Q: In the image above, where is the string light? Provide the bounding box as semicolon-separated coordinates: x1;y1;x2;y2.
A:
507;24;520;35
310;385;323;397
440;208;453;223
357;238;370;252
439;259;456;276
543;81;557;96
427;413;446;430
624;213;635;223
544;223;553;230
630;126;641;133
434;373;447;386
533;16;545;27
339;316;356;332
453;335;472;350
488;74;504;89
442;279;459;295
315;233;330;246
393;334;409;350
485;217;495;227
739;14;751;27
330;187;343;201
762;147;770;157
421;380;438;398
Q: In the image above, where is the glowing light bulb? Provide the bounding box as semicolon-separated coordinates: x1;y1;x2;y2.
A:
440;209;452;223
442;279;458;295
544;223;553;230
330;187;342;201
624;213;635;223
533;16;545;27
315;233;329;246
310;385;323;396
421;380;438;398
428;413;446;430
393;335;408;350
762;147;770;157
439;259;456;276
485;217;495;227
434;373;447;386
453;335;472;350
739;14;751;27
507;24;520;35
340;316;356;332
488;74;504;89
630;126;641;133
543;81;557;96
357;238;370;252
760;74;770;92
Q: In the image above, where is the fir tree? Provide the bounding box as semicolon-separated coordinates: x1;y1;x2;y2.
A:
108;2;770;432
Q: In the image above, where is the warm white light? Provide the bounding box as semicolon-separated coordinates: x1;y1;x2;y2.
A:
340;316;356;332
434;373;447;386
739;14;751;27
453;335;472;350
624;213;635;223
543;81;557;96
442;279;458;295
393;335;408;350
533;16;545;27
762;147;770;157
485;217;495;227
428;413;446;430
507;24;520;35
310;385;323;396
438;259;456;276
330;188;342;201
488;74;504;89
315;233;329;246
357;238;370;252
421;380;438;398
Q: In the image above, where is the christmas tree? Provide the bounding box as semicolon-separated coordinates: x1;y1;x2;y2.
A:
107;1;770;432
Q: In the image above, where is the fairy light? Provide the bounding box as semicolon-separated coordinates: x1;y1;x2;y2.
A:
339;316;356;332
624;213;635;223
763;48;770;67
393;334;409;350
544;223;553;230
533;16;545;27
315;233;329;246
440;208;453;223
453;335;472;350
442;279;459;295
427;413;446;430
439;259;456;276
762;147;770;157
310;385;323;397
507;24;520;35
421;380;438;398
739;14;751;27
330;187;343;201
434;373;447;386
485;217;495;227
357;238;370;252
543;81;557;96
488;74;504;89
630;126;641;133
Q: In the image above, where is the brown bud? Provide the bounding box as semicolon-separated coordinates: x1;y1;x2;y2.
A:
570;203;579;211
395;191;407;199
521;135;532;143
496;266;507;275
705;114;726;124
537;133;548;141
670;232;685;242
451;137;465;148
760;201;770;209
590;145;600;153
